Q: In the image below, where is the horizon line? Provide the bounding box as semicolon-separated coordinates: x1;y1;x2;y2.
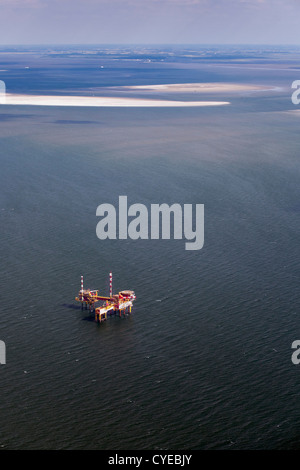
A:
0;43;300;47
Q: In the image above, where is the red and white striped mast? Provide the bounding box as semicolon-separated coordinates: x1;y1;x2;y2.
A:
81;275;84;299
109;272;112;297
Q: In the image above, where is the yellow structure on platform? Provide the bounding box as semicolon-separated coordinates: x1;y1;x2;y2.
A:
75;275;136;323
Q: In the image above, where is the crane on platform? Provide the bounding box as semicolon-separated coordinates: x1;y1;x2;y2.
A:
75;273;136;323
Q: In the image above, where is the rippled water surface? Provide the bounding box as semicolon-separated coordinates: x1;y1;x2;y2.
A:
0;46;300;449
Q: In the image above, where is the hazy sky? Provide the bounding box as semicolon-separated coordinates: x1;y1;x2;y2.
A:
0;0;299;45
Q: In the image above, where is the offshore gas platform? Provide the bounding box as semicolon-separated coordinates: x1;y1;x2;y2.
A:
75;273;136;323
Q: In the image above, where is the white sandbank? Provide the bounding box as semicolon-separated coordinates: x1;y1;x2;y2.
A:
115;83;270;93
3;93;230;107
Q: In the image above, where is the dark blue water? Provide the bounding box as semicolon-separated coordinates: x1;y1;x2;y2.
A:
0;46;300;450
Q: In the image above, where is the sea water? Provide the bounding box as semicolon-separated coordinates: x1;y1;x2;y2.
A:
0;45;300;449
